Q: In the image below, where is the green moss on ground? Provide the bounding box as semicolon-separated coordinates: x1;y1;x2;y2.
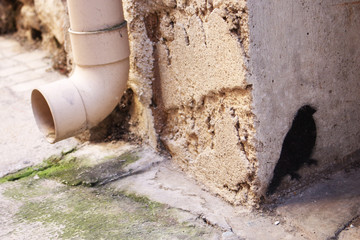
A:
120;151;140;166
0;148;220;238
0;149;141;187
0;167;38;183
0;155;77;184
3;179;217;239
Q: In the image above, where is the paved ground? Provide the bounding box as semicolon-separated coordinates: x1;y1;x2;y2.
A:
1;35;360;240
0;35;79;177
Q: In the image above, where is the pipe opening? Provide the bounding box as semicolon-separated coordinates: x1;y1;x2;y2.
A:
31;90;56;142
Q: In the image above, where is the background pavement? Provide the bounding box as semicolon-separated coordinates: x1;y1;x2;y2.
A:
0;35;79;177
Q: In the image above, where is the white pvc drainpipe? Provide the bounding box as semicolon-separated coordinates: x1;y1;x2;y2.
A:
31;0;130;143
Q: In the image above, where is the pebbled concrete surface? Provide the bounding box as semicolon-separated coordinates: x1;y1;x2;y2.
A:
1;35;360;240
276;170;360;240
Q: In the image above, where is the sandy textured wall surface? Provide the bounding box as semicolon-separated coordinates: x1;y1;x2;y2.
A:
123;0;260;206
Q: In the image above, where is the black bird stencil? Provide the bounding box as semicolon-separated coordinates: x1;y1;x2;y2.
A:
266;105;317;196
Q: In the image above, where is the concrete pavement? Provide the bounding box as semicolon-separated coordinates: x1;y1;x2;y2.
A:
0;35;79;178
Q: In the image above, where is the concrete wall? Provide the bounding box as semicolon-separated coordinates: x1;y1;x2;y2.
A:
248;0;360;194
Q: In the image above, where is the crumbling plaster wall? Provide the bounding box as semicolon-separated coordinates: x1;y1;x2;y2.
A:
248;0;360;193
123;0;260;206
124;0;360;205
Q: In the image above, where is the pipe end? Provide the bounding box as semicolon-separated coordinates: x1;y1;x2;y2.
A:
31;80;87;143
31;89;56;143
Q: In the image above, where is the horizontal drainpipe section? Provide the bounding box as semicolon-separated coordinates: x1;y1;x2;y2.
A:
31;0;130;143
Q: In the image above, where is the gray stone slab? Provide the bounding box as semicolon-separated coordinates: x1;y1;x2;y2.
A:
111;160;308;240
11;49;46;62
0;58;19;70
0;37;21;49
0;64;29;78
276;170;360;240
25;57;50;69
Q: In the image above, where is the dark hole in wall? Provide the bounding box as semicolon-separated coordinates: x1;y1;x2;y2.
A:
144;11;169;151
144;12;160;43
31;28;42;41
266;105;318;196
53;36;61;48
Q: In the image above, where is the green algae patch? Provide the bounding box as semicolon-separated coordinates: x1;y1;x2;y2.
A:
0;155;78;184
3;179;219;239
0;167;38;183
0;148;220;239
119;151;140;167
0;148;77;184
124;192;161;206
49;150;142;187
0;150;141;187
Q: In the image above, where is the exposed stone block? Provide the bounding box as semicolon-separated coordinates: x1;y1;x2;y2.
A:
124;0;360;206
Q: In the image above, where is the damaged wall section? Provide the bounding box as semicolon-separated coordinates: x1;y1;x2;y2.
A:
123;0;259;205
164;89;258;205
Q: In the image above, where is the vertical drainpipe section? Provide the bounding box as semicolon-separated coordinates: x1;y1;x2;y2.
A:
31;0;130;143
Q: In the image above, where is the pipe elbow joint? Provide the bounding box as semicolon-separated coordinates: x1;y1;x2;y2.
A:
31;60;129;143
31;0;129;143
